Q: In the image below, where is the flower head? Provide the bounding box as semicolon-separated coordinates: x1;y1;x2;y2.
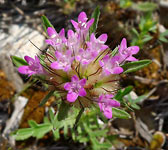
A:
17;11;140;119
64;75;87;102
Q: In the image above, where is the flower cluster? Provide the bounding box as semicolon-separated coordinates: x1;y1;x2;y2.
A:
18;12;139;119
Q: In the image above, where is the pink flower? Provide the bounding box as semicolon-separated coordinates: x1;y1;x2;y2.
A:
99;55;123;75
50;50;74;72
71;12;94;39
18;56;45;76
87;33;108;55
118;38;139;62
75;48;95;65
98;94;120;119
64;75;87;102
45;27;67;49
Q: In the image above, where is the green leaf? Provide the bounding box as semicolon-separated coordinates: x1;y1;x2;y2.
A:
111;46;118;56
115;86;133;101
132;28;139;37
112;108;131;119
135;2;157;12
11;56;28;67
28;120;38;128
41;15;54;32
89;6;100;34
32;123;53;139
159;36;168;43
121;59;152;73
14;128;34;140
142;34;153;43
49;108;55;124
57;101;70;121
39;90;55;106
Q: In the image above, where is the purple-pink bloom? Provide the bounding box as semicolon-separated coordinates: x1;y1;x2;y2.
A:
118;38;139;63
45;27;67;49
71;12;94;39
98;94;120;119
99;55;123;75
87;33;108;55
18;56;45;76
50;50;74;72
64;75;87;102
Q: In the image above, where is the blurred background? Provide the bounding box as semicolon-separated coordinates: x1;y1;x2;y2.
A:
0;0;168;149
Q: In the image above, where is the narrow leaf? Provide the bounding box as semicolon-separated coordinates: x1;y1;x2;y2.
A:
57;101;70;121
112;107;131;119
41;15;54;32
14;128;34;140
11;56;28;67
39;90;55;106
111;46;118;56
89;6;100;34
121;59;152;73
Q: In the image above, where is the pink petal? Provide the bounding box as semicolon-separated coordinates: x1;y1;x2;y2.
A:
71;75;79;82
103;107;112;119
100;45;108;51
78;12;87;23
126;56;138;62
103;55;110;62
108;100;120;107
24;56;34;64
64;83;71;90
50;61;60;70
55;51;62;59
119;38;127;52
99;60;104;67
112;67;123;74
18;66;30;74
78;88;87;97
90;33;96;42
98;34;108;43
79;79;87;86
45;39;55;46
71;20;78;29
47;27;57;38
59;28;65;38
127;46;139;54
86;18;94;29
68;29;74;38
106;94;114;99
67;92;78;102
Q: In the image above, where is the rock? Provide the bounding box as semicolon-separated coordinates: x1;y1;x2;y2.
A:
2;96;28;145
0;24;45;92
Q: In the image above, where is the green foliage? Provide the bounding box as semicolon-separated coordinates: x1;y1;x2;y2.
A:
121;59;152;73
120;0;132;8
41;15;54;32
57;101;71;121
127;94;146;110
14;120;52;140
131;13;157;48
111;46;118;56
89;6;100;34
159;30;168;43
134;2;157;12
112;107;131;119
11;56;28;67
